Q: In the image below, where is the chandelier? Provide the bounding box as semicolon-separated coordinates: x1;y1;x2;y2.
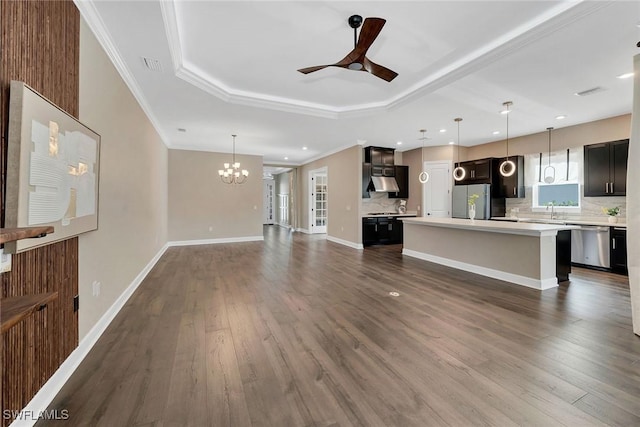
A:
218;134;249;184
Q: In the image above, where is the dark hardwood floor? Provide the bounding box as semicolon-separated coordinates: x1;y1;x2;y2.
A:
38;226;640;426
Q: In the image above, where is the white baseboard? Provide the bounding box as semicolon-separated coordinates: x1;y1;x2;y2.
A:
296;228;311;234
9;243;171;427
168;235;264;246
402;249;558;290
326;235;364;250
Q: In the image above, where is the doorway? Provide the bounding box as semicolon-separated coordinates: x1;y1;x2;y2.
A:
422;161;452;217
309;168;328;234
263;179;275;225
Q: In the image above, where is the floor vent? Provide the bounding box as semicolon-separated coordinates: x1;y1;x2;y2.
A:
142;56;163;72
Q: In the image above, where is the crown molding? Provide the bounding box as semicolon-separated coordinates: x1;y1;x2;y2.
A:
74;0;172;147
160;0;599;119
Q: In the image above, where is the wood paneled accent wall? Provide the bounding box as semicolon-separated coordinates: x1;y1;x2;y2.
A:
0;1;80;425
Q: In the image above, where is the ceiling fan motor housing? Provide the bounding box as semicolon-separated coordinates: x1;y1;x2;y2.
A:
348;15;363;29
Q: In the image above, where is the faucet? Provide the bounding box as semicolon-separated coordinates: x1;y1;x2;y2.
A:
546;202;556;220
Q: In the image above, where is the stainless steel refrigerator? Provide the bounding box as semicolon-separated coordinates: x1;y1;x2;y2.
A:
452;184;491;219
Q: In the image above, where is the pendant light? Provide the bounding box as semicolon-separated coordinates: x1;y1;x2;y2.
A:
499;101;516;177
452;118;466;181
418;129;429;183
543;127;556;183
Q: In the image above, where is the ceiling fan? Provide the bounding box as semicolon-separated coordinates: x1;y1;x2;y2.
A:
297;14;398;82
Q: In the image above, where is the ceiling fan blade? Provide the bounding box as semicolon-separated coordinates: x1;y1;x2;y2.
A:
356;18;386;54
362;57;398;82
297;65;330;74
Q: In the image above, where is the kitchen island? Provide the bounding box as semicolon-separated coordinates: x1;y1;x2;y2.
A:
401;217;577;290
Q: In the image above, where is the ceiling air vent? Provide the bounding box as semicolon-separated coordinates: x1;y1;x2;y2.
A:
574;86;605;97
142;57;162;72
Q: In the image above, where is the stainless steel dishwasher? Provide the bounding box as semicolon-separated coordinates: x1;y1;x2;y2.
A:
571;226;610;268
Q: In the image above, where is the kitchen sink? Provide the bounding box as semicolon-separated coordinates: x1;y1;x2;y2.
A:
519;218;567;225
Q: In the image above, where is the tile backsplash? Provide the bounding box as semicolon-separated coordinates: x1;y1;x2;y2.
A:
361;192;404;213
506;187;626;221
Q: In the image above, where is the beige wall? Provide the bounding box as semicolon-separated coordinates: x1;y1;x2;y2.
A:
467;114;631;160
298;145;361;244
400;116;630;215
402;145;469;215
77;20;168;339
168;149;263;241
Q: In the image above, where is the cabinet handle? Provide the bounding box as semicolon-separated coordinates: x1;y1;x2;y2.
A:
513;187;516;196
606;182;609;193
375;224;378;232
611;182;614;193
389;223;393;231
613;238;616;250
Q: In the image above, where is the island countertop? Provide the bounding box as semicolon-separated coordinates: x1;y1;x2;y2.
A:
400;217;578;236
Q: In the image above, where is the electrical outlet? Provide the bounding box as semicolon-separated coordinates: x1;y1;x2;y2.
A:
0;249;12;273
92;280;101;297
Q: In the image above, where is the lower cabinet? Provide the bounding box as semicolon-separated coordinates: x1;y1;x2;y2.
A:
611;227;627;274
556;230;571;282
362;216;413;246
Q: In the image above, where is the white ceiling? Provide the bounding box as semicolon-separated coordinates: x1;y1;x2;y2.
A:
77;1;640;165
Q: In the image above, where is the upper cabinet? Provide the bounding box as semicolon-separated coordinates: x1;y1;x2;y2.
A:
584;139;628;197
454;158;495;185
365;146;395;165
496;156;525;198
362;163;372;198
389;165;409;199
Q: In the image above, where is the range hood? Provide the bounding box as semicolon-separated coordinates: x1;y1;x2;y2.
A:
370;176;400;193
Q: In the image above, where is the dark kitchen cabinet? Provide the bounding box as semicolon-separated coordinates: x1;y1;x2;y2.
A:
365;146;395;165
389;165;409;199
362;163;372;198
362;217;378;245
454;158;495;185
389;218;403;243
376;217;392;243
496;156;524;198
610;227;627;274
556;230;572;282
584;139;628;196
362;216;413;246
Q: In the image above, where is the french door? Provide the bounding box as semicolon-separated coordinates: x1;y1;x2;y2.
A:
309;168;327;234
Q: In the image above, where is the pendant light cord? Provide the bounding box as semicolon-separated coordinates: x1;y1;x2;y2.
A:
547;127;553;166
457;121;460;162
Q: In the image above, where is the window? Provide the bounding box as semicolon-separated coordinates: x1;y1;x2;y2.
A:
533;183;580;210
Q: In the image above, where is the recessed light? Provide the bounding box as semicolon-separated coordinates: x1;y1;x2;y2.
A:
493;131;500;135
284;157;289;160
617;72;634;79
555;115;566;120
439;129;446;133
302;146;308;150
177;128;186;132
449;141;455;145
396;141;403;145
